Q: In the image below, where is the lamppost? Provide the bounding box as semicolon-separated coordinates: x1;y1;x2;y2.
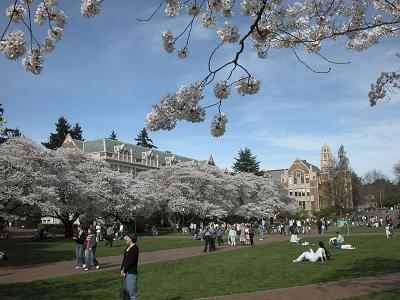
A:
182;208;185;234
133;205;137;236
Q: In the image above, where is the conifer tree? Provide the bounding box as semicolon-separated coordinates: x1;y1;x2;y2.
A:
337;145;349;171
109;130;117;140
135;128;157;149
0;104;22;144
43;116;71;150
70;123;83;141
232;147;260;174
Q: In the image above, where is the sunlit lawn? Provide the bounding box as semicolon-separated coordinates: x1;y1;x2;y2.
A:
1;235;399;299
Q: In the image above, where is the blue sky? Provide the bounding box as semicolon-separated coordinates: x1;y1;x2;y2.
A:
1;1;399;178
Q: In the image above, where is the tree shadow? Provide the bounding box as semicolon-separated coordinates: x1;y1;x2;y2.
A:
317;257;400;284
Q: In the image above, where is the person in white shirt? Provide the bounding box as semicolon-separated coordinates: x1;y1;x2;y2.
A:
290;234;301;244
329;232;345;248
293;242;327;263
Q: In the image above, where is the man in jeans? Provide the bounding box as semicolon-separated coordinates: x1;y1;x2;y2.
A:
105;225;114;247
74;225;86;269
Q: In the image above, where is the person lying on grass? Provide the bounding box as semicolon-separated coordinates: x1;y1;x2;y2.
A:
293;242;328;263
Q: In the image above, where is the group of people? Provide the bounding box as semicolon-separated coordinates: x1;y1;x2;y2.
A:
200;222;260;252
74;225;100;271
74;224;139;300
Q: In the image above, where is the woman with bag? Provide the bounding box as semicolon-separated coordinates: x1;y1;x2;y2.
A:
120;232;139;300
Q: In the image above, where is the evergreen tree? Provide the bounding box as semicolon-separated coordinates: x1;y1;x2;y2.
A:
0;104;4;132
109;130;117;140
232;147;260;174
135;128;157;149
43;116;71;150
337;145;349;171
70;123;83;140
0;104;22;144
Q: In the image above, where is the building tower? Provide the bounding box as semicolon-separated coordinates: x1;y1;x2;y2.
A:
320;144;334;174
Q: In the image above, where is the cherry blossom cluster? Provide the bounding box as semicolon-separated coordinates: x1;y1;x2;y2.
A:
217;23;240;43
145;82;205;131
81;0;101;19
235;77;261;95
369;70;400;107
1;0;67;74
210;112;228;137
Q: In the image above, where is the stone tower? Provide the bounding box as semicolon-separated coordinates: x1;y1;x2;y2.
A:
320;144;334;174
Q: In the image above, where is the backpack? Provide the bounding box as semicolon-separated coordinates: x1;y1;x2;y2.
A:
325;248;331;260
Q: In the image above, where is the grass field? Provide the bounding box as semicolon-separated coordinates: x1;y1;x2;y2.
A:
0;236;202;267
1;235;399;299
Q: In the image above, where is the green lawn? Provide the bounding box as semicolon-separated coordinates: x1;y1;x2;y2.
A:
340;289;400;300
1;235;399;299
0;236;202;267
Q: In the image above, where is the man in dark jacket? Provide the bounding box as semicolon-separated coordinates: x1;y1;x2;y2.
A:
74;225;86;269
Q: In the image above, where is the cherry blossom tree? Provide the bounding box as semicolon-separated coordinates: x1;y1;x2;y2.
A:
46;148;113;237
232;172;297;219
135;162;296;221
0;136;57;216
95;170;152;231
0;136;114;237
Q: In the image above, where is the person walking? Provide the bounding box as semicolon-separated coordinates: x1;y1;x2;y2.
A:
84;228;96;271
203;227;211;252
216;225;224;246
228;226;236;246
105;225;114;247
249;224;256;245
74;225;86;269
317;218;323;234
121;232;139;300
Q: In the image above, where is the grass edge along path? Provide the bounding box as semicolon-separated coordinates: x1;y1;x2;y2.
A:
201;272;400;300
0;235;399;299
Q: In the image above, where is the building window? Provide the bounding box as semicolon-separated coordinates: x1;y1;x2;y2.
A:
289;189;293;196
293;176;297;184
299;201;306;209
307;188;310;196
305;175;309;183
294;190;298;197
288;176;293;185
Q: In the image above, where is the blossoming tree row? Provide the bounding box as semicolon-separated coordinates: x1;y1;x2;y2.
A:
0;136;296;236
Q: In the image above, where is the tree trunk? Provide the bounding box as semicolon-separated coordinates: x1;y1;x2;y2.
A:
124;219;136;233
63;220;74;238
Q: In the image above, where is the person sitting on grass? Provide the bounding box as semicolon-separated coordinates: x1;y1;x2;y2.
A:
290;233;301;245
329;232;345;248
293;242;328;263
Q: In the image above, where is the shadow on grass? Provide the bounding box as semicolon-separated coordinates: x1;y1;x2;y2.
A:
318;257;400;284
0;274;120;300
0;239;75;267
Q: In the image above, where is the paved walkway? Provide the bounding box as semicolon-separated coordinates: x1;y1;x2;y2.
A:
200;272;400;300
